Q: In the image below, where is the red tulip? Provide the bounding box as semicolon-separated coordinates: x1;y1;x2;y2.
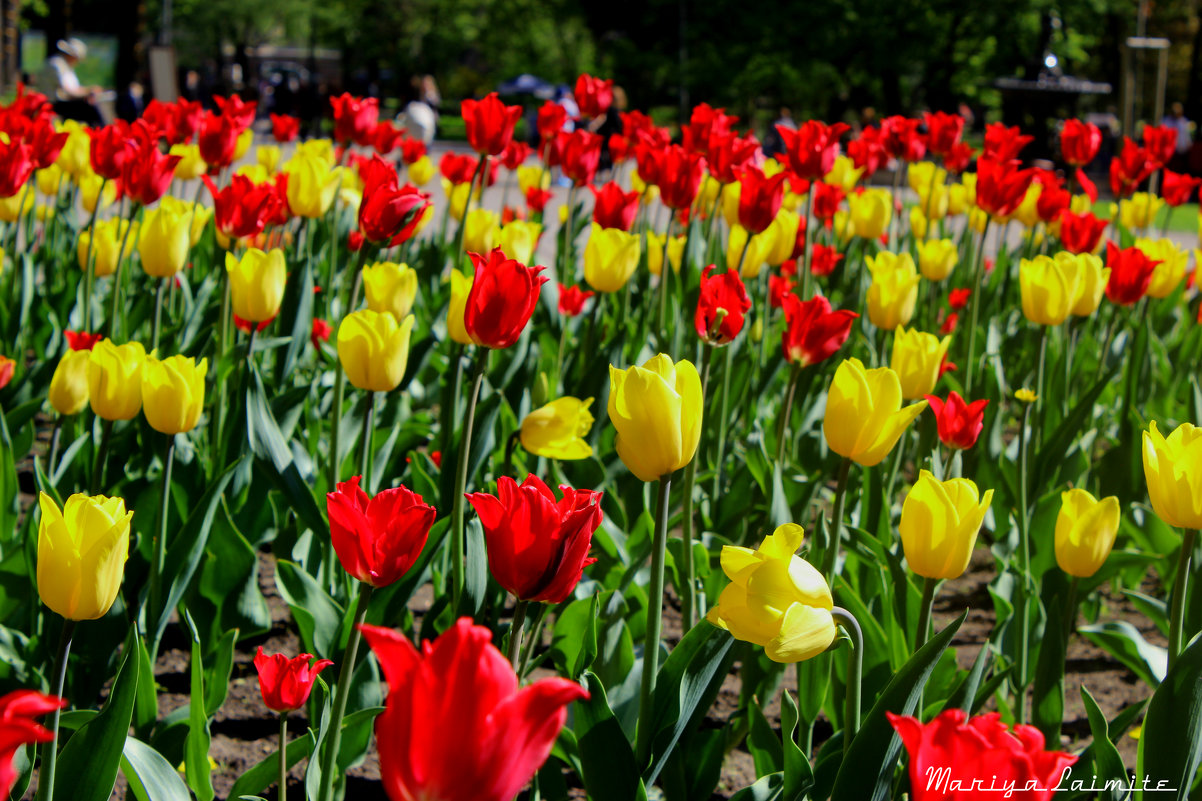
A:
940;312;959;335
695;266;752;345
780;294;858;367
536;101;568;145
769;274;796;309
88;122;133;181
943;141;974;174
359;156;430;245
975;157;1035;218
656;144;707;210
197;111;242;169
557;284;594;317
526;186;552;214
253;648;332;713
1033;173;1070;223
947;288;971;310
203;174;281;240
399;137;426;166
848;127;887;177
326;476;436;587
372;121;405;155
924;111;965;158
234;314;274;334
359;618;589;801
684;103;738;157
1060;119;1101;167
213;95;257;130
925;391;988;451
889;709;1076;801
559;130;602;187
706;129;759;185
881;116;927;162
1108;137;1151;199
462;93;523;157
310;318;332;349
590;182;639;231
331;93;379;146
779;120;850;180
1057;210;1108;255
466;475;602;603
1105;241;1159;306
0;138;33;198
24;117;68;170
266;173;292;226
574;74;614;118
1142;124;1178;168
501;140;531;171
810;244;843;277
0;690;66;799
464;248;548;349
1162;169;1202;207
65;331;104;351
439;151;478;185
810;180;845;221
123;124;181;206
633;141;663;188
982;122;1032;161
270;113;300;143
736;165;787;234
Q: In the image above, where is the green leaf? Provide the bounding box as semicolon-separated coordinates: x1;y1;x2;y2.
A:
551;593;601;681
780;688;814;801
54;627;142;801
183;612;213;801
225;730;315;801
1138;633;1202;799
829;611;966;801
746;697;783;778
1080;621;1167;687
457;517;489;618
1032;594;1066;744
121;737;192;801
204;629;238;716
1080;687;1129;801
728;773;784;801
575;672;647;801
275;560;345;658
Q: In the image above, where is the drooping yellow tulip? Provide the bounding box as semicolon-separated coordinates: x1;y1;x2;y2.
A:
37;492;132;621
1055;489;1120;578
1019;254;1080;326
1119;192;1164;231
225;248;287;323
899;470;993;580
141;355;207;435
1136;237;1188;298
1142;421;1202;530
49;350;91;416
285;151;342;218
462;208;499;254
865;251;920;330
337;310;415;393
706;523;836;663
88;340;146;421
823;358;927;467
848;188;892;240
498;220;541;265
584;224;640;292
608;354;702;482
916;238;958;281
519;397;595;460
1066;252;1109;316
447;269;473;346
362;261;418;322
891;327;951;400
138;205;190;278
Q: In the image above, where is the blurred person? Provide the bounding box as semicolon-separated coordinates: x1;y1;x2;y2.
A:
595;85;626;174
1162;102;1192;171
39;38;104;124
400;74;440;144
762;107;796;158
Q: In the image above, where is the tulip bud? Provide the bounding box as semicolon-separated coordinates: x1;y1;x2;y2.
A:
916;238;958;281
37;492;132;620
532;371;551;408
1118;192;1164;231
362;261;418;322
1055;489;1120;577
446;269;474;346
78;219;138;278
327;476;435;586
608;354;702;482
254;648;332;712
49;350;91;416
88;340;146;421
899;470;993;580
865;251;920;330
141;354;208;435
226;248;287;324
520;397;595;460
823;358;927;467
138;205;191;278
1019;254;1080;326
462;207;499;254
584;224;640;292
337;310;415;393
1142;421;1202;530
891;327;951;400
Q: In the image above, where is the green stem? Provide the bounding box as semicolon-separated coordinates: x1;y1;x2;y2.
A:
328;365;347;489
1063;576;1080;644
151;278;166;353
710;341;735;498
1016;403;1032;724
358;392;375;489
656;218;677;340
821;458;853;581
106;201;140;340
278;713;289;801
829;607;862;755
149;435;175;638
636;474;673;764
1168;530;1197;673
518;602;548;677
964;219;990;394
1035;328;1049;449
451;349;489;610
681;347;713;629
799;187;814;300
89;418;114;495
915;576;938;652
316;582;373;801
47;417;62;481
36;619;75;801
776;364;802;466
81;179;105;332
507;599;529;668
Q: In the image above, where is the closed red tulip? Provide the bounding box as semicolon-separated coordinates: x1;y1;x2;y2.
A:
924;111;965;158
848;127;887;177
358;155;429;245
779;120;849;180
559;130;602;187
500;140;531;170
811;180;845;221
203;174;281;240
0;690;66;799
888;709;1075;801
400;137;426;165
536;101;568;146
462;93;523;157
88;122;133;181
213;95;257;130
464;248;548;349
440;151;478;185
882;115;927;162
359;618;589;801
65;331;104;351
310;318;332;349
925;391;988;451
810;244;843;277
123;124;181;206
466;475;602;603
1105;241;1159;306
326;476;436;588
557;284;594;317
982;122;1032;161
372;121;405;155
1057;210;1108;255
0;138;33;198
948;288;971;310
780;294;858;367
706;129;759;184
270;113;300;143
1108;137;1151;199
574;73;614;118
526;186;552;213
736;165;787;234
656;144;707;210
943;141;974;174
253;648;333;713
975;157;1035;218
1142;124;1177;168
331;93;379;146
1162;169;1202;206
684;103;737;156
197;111;242;168
696;266;752;345
1060;119;1101;167
1034;173;1070;223
590;182;640;231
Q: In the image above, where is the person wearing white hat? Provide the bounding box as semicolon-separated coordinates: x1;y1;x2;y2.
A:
39;37;104;124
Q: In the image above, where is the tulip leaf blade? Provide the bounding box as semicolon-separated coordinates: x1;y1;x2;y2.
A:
729;772;784;801
54;627;143;801
1079;621;1166;687
781;687;815;800
1137;632;1202;799
1032;368;1115;491
274;559;345;658
575;672;648;801
183;611;214;801
1032;593;1066;744
225;730;316;801
1079;686;1129;801
275;250;314;387
829;610;966;801
746;696;783;777
120;736;192;801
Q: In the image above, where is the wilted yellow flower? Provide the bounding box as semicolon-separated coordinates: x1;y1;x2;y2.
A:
608;354;702;482
520;397;595;459
1055;489;1120;578
917;238;958;281
823;358;927;467
891;327;951;400
900;470;993;580
141;355;207;434
585;224;640;292
363;261;418;321
865;251;920;330
337;310;415;393
37;492;131;621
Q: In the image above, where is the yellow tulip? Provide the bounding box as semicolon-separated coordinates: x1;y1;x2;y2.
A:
1119;192;1163;231
337;187;362;214
1065;252;1109;316
442;179;479;222
968;207;988;234
585;224;640;292
36;164;64;196
865;251;920;330
35;204;54;223
608;354;702;481
632;171;659;201
235;164;270;184
823;358;927;467
79;171;117;214
447;269;473;345
37;492;131;621
285;152;342;218
1069;193;1093;215
824;155;864;192
721;182;741;228
88;340;146;421
141;355;207;434
728;224;776;279
647;231;685;276
408;155;435;187
1055;489;1120;578
1142;421;1202;529
497;220;541;265
1015;388;1038;403
337;310;415;393
49;350;91;416
169;144;207;181
226;249;287;323
520;397;595;460
234;128;254;161
297;138;335;165
765;208;800;267
462;208;499;254
517;165;549;194
917;238;958;281
1136;237;1187;298
412;203;435;236
0;189;33;223
256;145;281;174
138;205;190;278
363;261;418;321
1010;184;1042;228
706;523;836;663
946;183;971;216
160;195;211;247
1019;254;1080;326
78;219;139;278
908;162;947;194
918;183;949;223
899;470;993;580
54;121;91;178
891;327;951;400
697;174;722;209
909;207;930;241
832;210;853;244
849;188;891;240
